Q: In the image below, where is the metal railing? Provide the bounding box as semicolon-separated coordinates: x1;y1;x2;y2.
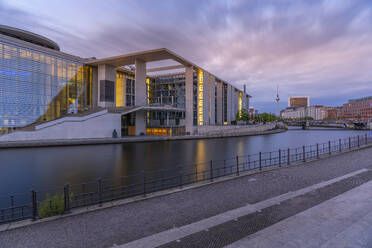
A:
0;134;371;225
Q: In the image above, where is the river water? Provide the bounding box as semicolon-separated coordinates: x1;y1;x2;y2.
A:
0;127;370;207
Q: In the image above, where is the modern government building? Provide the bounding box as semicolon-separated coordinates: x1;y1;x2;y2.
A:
0;25;250;140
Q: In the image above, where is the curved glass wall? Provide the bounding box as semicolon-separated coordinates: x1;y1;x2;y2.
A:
0;41;92;128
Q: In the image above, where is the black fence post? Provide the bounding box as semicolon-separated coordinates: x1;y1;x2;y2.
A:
339;139;342;153
278;149;281;167
287;148;290;165
303;146;306;162
179;170;183;189
31;190;38;221
236;156;240;176
328;141;331;155
210;160;214;182
316;143;319;159
64;184;71;214
349;137;351;149
142;171;146;197
98;178;102;206
358;135;360;148
259;152;262;170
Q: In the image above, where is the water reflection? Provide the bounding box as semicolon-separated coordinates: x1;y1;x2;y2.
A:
0;127;369;197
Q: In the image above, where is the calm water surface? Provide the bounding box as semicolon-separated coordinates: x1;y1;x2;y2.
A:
0;127;370;200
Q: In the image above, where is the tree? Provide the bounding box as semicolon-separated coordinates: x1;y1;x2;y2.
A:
254;112;280;122
236;109;250;122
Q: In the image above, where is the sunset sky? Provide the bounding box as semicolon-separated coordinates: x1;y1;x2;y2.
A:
1;0;372;113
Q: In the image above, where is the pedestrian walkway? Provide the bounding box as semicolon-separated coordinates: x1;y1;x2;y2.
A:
227;179;372;248
119;169;372;248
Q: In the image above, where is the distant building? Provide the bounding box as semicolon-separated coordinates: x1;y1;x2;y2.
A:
288;96;310;108
307;106;328;120
248;107;255;119
281;105;328;120
341;96;372;121
280;107;306;119
325;107;342;120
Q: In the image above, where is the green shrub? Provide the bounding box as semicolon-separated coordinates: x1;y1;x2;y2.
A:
39;193;73;218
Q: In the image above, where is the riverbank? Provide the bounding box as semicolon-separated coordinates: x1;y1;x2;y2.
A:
0;126;286;149
1;144;372;247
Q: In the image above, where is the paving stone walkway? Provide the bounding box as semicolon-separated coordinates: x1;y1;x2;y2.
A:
226;178;372;248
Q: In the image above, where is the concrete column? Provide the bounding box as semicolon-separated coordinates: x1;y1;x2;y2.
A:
185;66;193;134
135;59;147;106
135;111;146;135
97;64;116;108
92;66;98;108
135;59;147;135
216;81;223;125
227;84;232;123
209;76;216;125
234;89;239;120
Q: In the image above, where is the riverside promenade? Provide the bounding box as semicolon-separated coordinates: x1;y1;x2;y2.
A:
1;145;372;247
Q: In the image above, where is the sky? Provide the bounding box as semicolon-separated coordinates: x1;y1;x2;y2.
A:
1;0;372;113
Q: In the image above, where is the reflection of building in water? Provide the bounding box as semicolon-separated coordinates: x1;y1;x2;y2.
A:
195;140;207;181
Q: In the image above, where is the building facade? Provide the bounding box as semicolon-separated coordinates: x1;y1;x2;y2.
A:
288;96;310;108
0;26;93;128
307;106;328;120
341;96;372;121
0;25;250;138
280;107;306;119
325;107;341;120
281;105;328;120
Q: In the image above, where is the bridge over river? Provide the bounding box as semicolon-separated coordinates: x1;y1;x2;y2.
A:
285;119;372;130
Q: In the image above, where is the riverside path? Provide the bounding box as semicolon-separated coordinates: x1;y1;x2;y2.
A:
1;145;372;248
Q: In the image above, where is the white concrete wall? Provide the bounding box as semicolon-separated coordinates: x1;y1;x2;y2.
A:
0;112;122;141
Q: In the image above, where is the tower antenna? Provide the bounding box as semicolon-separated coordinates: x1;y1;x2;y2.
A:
276;85;280;117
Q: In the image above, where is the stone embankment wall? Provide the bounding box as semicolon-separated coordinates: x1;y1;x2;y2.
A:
194;123;282;137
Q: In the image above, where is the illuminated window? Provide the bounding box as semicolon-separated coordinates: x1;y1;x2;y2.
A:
198;69;203;126
116;72;125;107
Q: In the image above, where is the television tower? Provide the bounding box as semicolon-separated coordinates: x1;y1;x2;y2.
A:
276;85;280;117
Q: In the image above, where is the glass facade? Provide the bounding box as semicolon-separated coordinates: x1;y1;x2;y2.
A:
0;41;92;127
116;70;134;107
126;78;135;106
149;74;185;108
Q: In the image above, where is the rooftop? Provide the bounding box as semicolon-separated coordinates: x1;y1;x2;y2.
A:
0;25;60;51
